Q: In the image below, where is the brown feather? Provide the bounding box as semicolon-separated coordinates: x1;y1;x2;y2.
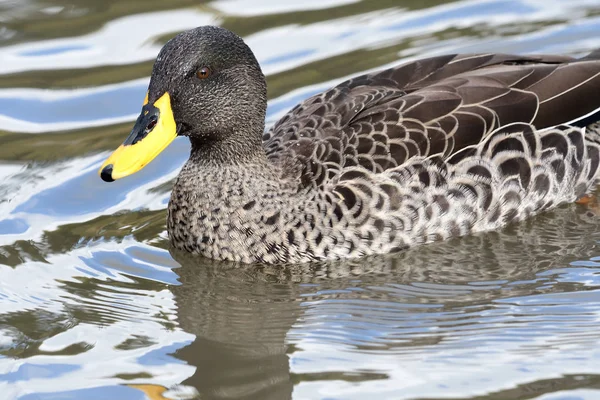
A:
267;50;600;182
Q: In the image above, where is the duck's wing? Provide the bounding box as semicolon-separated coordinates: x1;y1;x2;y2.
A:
264;51;600;185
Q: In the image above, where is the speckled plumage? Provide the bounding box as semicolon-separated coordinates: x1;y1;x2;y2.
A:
161;27;600;264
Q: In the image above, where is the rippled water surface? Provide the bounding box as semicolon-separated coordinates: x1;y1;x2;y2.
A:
2;0;600;399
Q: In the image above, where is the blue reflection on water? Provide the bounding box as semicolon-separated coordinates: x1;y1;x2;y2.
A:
0;83;146;124
384;0;538;31
0;218;28;234
19;385;146;400
0;363;79;382
263;49;316;65
19;44;89;57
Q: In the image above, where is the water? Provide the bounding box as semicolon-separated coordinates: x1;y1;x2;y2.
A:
1;0;600;399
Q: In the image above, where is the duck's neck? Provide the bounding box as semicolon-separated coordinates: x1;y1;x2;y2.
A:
167;136;303;261
175;134;276;203
188;129;266;167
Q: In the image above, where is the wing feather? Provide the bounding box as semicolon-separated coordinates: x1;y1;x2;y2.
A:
265;51;600;190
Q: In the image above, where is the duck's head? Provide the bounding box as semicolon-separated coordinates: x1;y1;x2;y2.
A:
99;26;267;182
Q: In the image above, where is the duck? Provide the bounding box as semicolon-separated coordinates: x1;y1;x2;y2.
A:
99;26;600;264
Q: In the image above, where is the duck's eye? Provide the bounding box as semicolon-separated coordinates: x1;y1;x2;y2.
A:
196;67;212;79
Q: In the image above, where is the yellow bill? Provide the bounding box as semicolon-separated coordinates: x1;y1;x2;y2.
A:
99;92;176;182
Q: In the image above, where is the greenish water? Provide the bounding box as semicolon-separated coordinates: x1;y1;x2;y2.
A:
1;0;600;399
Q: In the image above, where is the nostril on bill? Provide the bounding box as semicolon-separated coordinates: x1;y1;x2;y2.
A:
146;115;158;132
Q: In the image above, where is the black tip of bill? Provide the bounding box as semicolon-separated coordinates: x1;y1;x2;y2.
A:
100;164;115;182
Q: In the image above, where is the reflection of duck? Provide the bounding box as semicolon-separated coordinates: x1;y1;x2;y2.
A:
167;252;302;400
100;26;600;264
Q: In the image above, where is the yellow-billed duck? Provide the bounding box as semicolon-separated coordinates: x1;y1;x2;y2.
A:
99;26;600;264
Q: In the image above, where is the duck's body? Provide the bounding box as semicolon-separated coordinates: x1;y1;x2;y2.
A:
100;27;600;264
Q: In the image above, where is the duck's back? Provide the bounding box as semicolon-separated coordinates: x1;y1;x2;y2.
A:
264;52;600;174
257;51;600;261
